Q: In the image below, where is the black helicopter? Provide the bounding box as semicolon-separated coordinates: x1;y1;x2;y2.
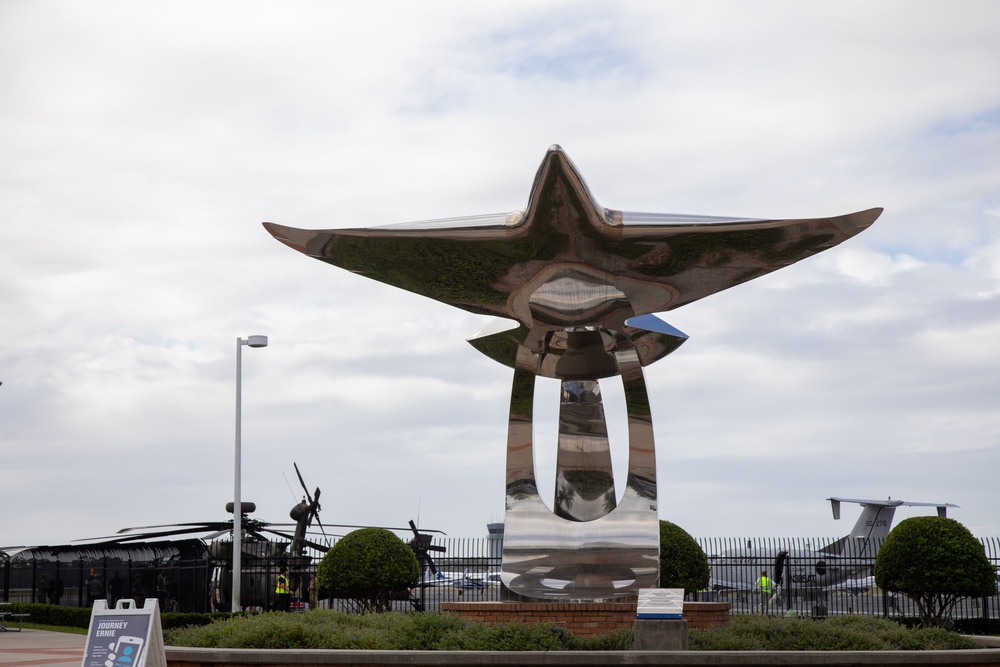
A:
74;462;446;611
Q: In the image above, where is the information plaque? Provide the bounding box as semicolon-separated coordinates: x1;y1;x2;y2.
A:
637;588;685;619
82;599;166;667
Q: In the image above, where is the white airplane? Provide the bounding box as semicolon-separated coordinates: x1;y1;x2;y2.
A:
420;568;499;590
709;497;957;596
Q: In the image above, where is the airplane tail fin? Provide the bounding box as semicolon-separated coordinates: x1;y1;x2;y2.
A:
820;497;957;557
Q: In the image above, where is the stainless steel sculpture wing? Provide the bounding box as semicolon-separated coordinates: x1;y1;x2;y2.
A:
264;145;880;601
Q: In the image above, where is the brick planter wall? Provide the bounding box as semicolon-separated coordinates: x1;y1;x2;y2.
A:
439;601;730;638
684;602;731;630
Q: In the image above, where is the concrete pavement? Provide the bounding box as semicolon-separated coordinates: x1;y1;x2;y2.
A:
0;629;85;667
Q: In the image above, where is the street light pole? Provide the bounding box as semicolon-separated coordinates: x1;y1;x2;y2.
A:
233;334;268;612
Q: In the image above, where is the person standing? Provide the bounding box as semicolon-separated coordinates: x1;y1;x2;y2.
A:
156;573;170;610
48;576;64;605
108;571;125;606
274;566;291;612
756;570;772;608
86;570;104;607
887;590;902;615
36;574;48;604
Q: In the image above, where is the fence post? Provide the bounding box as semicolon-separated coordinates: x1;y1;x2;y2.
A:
77;559;84;607
2;553;9;602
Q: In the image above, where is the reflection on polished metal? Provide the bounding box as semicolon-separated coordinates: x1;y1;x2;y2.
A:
263;145;881;601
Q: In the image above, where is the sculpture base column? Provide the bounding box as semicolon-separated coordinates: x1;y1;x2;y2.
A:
501;356;660;601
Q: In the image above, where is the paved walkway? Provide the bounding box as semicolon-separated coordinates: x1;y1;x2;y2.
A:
0;629;85;667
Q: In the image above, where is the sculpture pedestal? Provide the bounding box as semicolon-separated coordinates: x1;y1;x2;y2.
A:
634;618;688;650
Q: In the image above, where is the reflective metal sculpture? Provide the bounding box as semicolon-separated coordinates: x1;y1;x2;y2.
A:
264;145;881;601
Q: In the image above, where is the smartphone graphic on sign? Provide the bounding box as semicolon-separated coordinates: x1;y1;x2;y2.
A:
112;636;144;667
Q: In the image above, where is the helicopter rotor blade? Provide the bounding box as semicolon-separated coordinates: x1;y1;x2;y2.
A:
404;518;447;578
321;523;445;534
113;521;230;534
257;527;332;552
76;525;231;543
309;487;327;536
294;462;314;506
312;487;322;513
313;514;328;539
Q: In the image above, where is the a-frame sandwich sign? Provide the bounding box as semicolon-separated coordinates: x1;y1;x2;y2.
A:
82;599;166;667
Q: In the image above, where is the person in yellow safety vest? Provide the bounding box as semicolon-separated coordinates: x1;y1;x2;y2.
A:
274;566;291;612
756;570;772;601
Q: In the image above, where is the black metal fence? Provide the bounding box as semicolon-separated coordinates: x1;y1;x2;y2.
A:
0;536;504;613
697;536;1000;619
3;536;998;619
0;550;212;611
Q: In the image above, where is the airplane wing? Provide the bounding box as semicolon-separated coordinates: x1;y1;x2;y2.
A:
828;497;959;519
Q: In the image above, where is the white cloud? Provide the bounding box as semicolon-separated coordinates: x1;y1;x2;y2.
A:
1;1;998;549
825;247;925;286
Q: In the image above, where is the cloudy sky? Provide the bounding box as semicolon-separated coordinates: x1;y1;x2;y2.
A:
2;2;998;550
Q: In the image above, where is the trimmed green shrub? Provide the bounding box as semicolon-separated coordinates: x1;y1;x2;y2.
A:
377;612;468;650
163;610;982;650
164;610;573;650
5;602;234;633
659;519;710;594
434;621;577;651
161;611;232;630
5;602;91;629
315;527;420;613
575;627;634;650
874;516;995;628
688;614;979;651
952;617;1000;636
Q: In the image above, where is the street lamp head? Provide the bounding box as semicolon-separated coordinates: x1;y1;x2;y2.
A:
246;335;268;348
